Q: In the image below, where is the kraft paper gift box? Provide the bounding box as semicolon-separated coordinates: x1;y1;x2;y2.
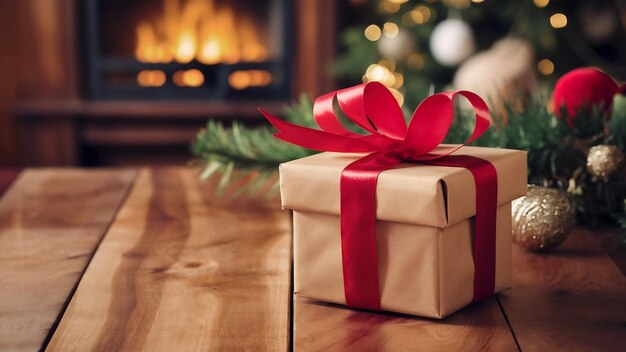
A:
280;146;527;319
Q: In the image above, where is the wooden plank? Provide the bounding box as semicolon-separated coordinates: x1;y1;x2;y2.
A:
590;227;626;276
47;168;292;351
294;296;518;351
0;168;136;351
499;228;626;352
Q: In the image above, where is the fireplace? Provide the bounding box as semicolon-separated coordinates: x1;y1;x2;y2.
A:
83;0;291;100
16;0;336;166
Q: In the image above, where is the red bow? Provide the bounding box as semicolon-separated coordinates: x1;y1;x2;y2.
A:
261;82;498;311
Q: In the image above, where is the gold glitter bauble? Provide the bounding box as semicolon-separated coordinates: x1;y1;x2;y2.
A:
511;185;575;252
586;145;624;182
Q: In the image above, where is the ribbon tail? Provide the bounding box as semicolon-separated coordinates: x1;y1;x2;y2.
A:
430;155;498;302
259;108;381;153
340;151;402;310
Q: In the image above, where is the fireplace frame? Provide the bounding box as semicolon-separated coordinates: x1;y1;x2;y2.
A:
16;0;337;166
81;0;293;101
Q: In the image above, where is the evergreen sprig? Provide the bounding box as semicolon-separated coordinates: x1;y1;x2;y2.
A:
444;94;626;227
191;95;316;198
191;93;626;227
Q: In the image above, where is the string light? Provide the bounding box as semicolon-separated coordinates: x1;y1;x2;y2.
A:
379;58;396;71
362;59;405;106
550;13;567;29
383;22;399;38
538;59;554;75
413;6;432;24
407;53;425;70
533;0;549;8
401;12;415;26
442;0;470;9
389;88;404;106
364;61;403;89
392;72;404;89
365;64;390;82
364;24;382;41
380;1;401;14
472;0;485;3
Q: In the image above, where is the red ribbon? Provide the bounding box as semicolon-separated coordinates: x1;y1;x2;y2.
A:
260;82;498;310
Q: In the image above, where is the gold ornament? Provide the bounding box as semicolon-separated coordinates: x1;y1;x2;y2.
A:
511;185;575;252
586;145;624;182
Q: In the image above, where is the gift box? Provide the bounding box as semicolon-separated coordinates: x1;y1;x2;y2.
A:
281;148;526;318
260;81;527;318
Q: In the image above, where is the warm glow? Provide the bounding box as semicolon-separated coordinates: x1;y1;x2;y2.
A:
383;22;399;38
363;61;404;106
135;0;268;65
533;0;549;8
380;1;400;14
228;70;272;90
175;32;197;63
550;13;567;29
379;58;396;72
173;69;205;87
389;88;404;106
364;24;382;41
364;62;402;90
537;59;554;75
472;0;484;3
137;70;167;87
392;72;404;89
407;53;425;70
442;0;470;9
365;64;390;82
413;6;432;24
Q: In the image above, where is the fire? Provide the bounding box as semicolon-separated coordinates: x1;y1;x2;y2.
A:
135;0;268;65
228;70;272;90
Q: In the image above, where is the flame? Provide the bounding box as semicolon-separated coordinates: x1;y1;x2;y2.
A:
135;0;268;65
173;69;205;87
228;70;272;90
137;70;167;87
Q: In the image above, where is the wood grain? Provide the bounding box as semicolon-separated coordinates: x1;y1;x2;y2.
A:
0;168;136;351
17;0;79;100
294;296;518;351
294;0;336;98
590;227;626;276
47;168;291;351
499;228;626;352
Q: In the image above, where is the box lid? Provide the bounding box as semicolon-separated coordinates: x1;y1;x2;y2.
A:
279;146;527;228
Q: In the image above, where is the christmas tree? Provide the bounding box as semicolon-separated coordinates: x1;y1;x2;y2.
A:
334;0;625;108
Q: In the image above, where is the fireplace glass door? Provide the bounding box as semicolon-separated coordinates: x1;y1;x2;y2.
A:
83;0;291;100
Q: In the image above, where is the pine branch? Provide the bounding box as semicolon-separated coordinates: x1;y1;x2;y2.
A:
192;89;626;228
446;93;626;227
191;95;318;198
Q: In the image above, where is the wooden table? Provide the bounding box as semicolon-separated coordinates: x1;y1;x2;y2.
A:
1;168;624;351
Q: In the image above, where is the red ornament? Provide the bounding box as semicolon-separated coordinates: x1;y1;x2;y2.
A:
552;67;622;125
